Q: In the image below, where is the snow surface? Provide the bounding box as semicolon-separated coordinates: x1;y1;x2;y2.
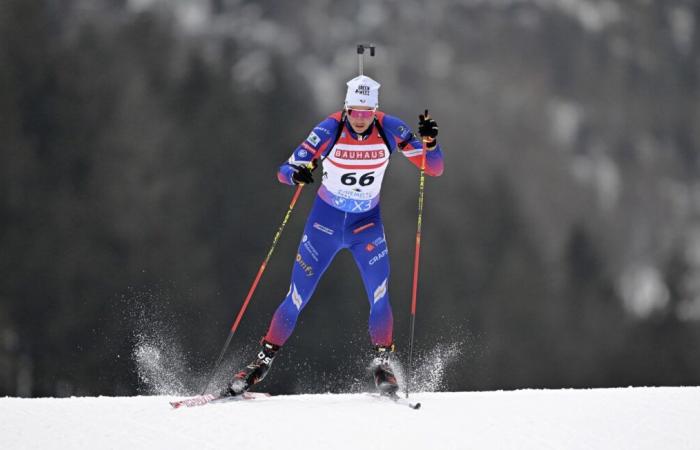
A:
2;387;700;449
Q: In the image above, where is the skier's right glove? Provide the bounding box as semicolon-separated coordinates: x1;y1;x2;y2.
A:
291;160;317;185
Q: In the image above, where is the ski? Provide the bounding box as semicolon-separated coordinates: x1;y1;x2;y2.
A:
170;392;270;409
386;393;421;410
172;391;419;409
368;393;421;410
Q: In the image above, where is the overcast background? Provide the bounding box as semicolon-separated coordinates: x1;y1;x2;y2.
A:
1;0;699;397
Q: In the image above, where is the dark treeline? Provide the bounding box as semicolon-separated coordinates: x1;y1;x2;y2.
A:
1;0;699;396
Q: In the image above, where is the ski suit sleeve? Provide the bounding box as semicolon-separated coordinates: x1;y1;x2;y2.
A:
277;116;341;185
381;114;444;177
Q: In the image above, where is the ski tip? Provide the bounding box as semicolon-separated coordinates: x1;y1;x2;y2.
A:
169;392;270;409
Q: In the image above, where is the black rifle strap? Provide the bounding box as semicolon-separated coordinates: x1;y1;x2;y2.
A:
318;111;347;164
373;116;394;153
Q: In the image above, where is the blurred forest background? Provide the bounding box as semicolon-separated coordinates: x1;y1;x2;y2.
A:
1;0;700;397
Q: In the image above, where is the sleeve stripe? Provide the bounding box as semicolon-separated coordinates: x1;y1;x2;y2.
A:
402;149;424;157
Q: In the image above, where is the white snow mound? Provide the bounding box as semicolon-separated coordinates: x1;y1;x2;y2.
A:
2;387;699;449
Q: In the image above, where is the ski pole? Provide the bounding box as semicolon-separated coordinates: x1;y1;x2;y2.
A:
201;177;308;395
405;113;430;400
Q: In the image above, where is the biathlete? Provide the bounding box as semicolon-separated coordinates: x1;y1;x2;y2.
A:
223;74;444;397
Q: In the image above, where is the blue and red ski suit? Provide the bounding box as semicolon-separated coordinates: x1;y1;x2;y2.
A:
264;111;444;348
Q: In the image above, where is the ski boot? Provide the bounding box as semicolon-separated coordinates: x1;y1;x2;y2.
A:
222;340;280;397
371;343;399;396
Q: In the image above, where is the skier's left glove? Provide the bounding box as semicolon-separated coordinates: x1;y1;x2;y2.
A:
418;110;438;150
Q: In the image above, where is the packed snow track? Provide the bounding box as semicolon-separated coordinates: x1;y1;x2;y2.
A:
2;387;699;449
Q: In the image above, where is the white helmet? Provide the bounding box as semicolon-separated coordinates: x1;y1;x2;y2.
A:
344;75;380;108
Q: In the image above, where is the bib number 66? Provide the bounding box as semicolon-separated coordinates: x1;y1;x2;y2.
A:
341;172;375;186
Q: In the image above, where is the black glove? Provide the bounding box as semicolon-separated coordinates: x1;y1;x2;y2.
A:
418;110;438;149
291;161;316;185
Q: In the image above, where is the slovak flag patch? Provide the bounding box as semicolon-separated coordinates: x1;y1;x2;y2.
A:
306;131;321;147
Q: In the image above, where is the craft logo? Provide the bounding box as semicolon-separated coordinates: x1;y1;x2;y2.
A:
365;243;375;252
368;248;388;266
334;149;385;160
355;84;370;96
296;253;314;277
